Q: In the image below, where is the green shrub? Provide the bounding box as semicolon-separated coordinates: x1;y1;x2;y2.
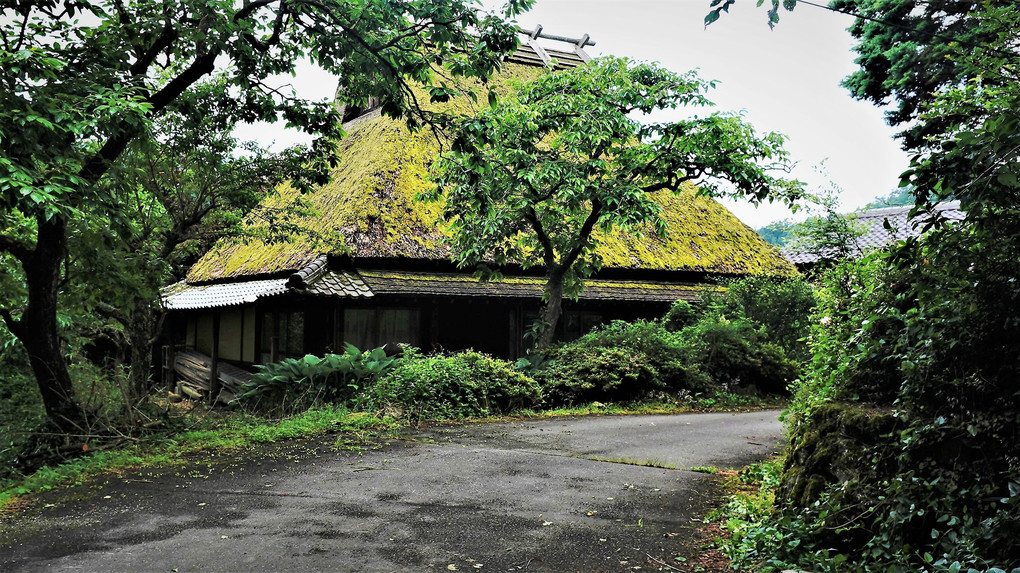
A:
370;351;542;421
236;344;398;412
682;315;799;395
697;276;816;363
536;319;713;404
579;320;710;390
756;226;1020;571
536;345;661;404
662;299;698;332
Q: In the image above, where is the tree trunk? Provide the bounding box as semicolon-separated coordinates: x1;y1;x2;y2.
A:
536;268;566;352
12;216;85;432
126;297;159;400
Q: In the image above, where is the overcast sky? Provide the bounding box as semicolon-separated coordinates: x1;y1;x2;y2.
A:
235;0;912;229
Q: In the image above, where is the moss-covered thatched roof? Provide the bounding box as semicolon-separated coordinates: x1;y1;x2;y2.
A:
186;62;795;284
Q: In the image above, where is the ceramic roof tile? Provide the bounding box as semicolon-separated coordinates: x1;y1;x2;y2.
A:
357;270;706;303
306;270;374;298
784;201;964;265
162;278;291;310
164;264;373;310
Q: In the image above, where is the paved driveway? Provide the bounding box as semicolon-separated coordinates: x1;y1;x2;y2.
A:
0;411;783;572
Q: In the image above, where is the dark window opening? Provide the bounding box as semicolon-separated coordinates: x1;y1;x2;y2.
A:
343;308;421;350
260;311;305;362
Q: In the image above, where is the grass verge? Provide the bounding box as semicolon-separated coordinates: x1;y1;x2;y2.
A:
0;392;784;513
0;405;392;512
705;457;784;571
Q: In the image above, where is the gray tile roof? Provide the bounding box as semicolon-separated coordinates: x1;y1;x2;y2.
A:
163;257;372;310
305;270;374;298
163;266;705;310
162;277;291;310
784;201;964;265
358;270;706;303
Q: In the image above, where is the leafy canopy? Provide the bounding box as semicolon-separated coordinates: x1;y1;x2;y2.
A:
0;0;531;427
430;56;802;294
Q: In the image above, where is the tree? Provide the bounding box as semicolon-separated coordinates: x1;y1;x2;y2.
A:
786;186;868;265
93;81;311;399
756;220;796;247
832;0;1016;150
705;1;1020;567
0;0;530;431
430;57;802;351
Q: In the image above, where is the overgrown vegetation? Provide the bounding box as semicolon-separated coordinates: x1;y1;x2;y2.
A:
236;344;400;414
2;276;812;510
536;276;813;404
371;351;543;421
1;405;391;510
706;0;1020;570
717;252;1020;571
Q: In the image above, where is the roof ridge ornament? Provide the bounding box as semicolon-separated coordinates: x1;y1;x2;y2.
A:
518;25;595;65
287;254;329;289
518;26;596;48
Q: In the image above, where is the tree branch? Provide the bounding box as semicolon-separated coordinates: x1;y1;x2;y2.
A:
524;207;558;268
94;300;130;326
0;233;33;263
235;0;277;22
0;307;21;337
129;20;179;77
243;3;287;52
78;51;219;186
560;198;602;270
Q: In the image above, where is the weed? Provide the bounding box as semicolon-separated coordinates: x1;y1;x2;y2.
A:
587;456;678;469
0;405;390;511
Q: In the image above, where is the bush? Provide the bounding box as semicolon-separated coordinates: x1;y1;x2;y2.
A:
662;299;698;331
696;276;816;364
579;320;710;390
370;351;542;421
536;319;712;404
755;226;1020;571
536;345;661;404
236;344;398;412
535;282;811;406
682;315;799;395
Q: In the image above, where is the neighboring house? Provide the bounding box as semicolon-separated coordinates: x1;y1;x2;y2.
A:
783;201;965;270
160;29;797;399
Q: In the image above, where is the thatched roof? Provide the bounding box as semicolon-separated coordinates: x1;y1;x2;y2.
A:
185;53;795;285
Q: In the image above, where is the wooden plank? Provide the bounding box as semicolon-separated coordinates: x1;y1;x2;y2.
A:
209;312;221;406
173;349;252;402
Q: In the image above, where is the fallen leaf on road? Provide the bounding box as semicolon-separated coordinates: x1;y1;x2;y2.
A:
542;521;553;526
447;565;457;571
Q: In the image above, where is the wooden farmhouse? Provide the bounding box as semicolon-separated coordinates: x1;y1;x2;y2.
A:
161;29;796;399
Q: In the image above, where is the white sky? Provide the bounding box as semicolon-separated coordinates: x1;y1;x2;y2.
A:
235;0;912;228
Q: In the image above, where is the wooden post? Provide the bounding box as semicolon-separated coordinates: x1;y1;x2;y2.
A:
208;312;221;405
430;303;440;352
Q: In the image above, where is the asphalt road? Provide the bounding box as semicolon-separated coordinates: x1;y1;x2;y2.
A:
0;410;784;572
